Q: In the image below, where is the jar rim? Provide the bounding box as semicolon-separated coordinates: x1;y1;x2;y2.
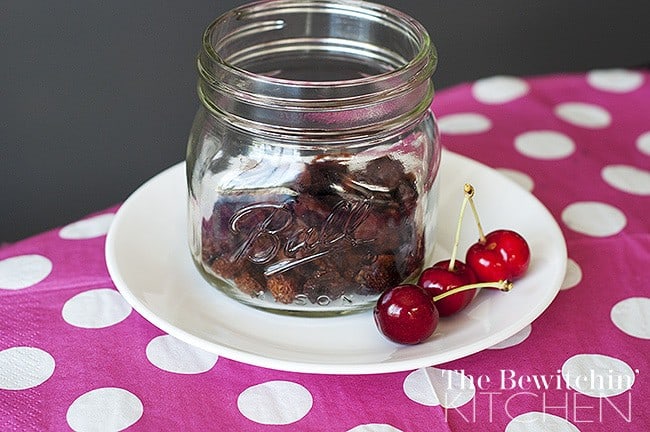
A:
200;0;437;96
196;0;437;139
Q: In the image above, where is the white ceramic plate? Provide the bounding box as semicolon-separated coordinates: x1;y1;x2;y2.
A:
106;151;567;375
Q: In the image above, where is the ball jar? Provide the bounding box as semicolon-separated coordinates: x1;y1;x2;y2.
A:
186;0;441;316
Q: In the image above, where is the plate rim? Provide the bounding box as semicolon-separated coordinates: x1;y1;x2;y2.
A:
105;150;567;374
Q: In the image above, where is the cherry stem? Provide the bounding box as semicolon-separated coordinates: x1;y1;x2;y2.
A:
432;280;513;303
448;185;471;272
465;183;486;244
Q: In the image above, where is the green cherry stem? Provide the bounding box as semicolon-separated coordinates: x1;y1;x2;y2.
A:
432;280;513;303
465;183;487;244
448;185;472;272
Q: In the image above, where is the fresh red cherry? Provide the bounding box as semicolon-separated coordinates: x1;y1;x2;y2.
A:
374;280;513;345
418;260;478;317
466;229;530;282
461;184;530;282
416;182;481;317
373;284;439;345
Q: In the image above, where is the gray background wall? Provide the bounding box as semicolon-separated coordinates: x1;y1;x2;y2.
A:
2;0;649;243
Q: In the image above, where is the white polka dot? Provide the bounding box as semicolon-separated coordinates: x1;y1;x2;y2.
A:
0;347;55;390
611;297;650;339
59;213;115;240
62;288;132;329
514;130;576;159
66;387;143;432
237;381;313;425
437;113;492;135
487;324;531;349
561;201;626;237
506;412;580;432
587;69;644;93
0;254;52;290
471;75;530;104
554;102;612;129
496;168;534;192
560;259;582;291
561;354;635;398
602;165;650;195
403;367;475;409
637;131;650;156
146;335;218;374
347;424;402;432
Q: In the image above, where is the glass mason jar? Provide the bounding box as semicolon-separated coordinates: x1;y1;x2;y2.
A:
186;0;441;316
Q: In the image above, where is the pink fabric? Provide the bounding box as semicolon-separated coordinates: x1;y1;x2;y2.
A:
1;70;649;431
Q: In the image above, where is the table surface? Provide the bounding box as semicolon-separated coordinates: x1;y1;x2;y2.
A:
2;69;649;432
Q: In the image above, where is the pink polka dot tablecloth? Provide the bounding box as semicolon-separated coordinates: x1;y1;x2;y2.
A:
1;69;649;431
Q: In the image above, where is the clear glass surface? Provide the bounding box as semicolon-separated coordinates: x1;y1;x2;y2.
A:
186;0;440;316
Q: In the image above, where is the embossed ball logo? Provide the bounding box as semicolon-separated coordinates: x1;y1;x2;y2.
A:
229;200;374;276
